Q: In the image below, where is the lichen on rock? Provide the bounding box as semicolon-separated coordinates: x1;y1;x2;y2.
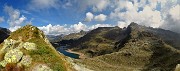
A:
23;42;36;50
19;55;32;67
32;64;53;71
0;39;18;53
0;60;8;67
4;49;23;63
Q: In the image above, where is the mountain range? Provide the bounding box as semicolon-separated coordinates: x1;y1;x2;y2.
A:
67;22;180;71
0;22;179;71
0;25;74;71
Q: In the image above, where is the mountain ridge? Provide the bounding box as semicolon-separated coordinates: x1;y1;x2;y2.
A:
0;25;73;71
71;22;180;71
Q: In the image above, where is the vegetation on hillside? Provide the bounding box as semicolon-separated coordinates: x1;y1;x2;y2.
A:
0;25;72;71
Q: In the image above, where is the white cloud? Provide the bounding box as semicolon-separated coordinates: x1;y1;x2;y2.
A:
28;0;60;10
71;22;87;32
84;12;94;22
169;5;180;21
38;24;69;35
9;26;21;32
117;21;128;28
0;17;4;23
94;14;107;22
160;4;180;33
92;0;110;12
110;0;164;28
38;22;113;35
4;5;26;27
38;22;87;35
76;0;110;12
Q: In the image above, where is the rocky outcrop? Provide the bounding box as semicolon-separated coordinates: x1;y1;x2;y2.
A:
72;22;180;71
0;25;72;71
0;39;36;69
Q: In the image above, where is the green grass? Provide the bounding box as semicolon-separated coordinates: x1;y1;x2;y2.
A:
0;25;70;71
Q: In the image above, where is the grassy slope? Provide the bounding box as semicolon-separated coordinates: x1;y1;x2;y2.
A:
0;25;72;71
72;27;122;57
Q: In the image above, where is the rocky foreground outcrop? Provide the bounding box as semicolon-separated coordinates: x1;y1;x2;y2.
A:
72;22;180;71
0;25;73;71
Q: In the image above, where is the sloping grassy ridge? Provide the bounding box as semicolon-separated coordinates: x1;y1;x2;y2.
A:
0;25;72;71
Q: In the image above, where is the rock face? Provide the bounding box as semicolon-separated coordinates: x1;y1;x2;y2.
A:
0;25;72;71
0;27;10;43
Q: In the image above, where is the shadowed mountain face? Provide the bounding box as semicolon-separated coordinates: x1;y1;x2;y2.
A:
0;27;10;43
71;22;180;71
0;25;72;71
71;26;123;57
48;30;87;42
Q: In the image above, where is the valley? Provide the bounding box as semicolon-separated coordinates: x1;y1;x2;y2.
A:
51;22;180;71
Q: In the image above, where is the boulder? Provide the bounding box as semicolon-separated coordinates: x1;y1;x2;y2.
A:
23;42;36;50
4;49;23;63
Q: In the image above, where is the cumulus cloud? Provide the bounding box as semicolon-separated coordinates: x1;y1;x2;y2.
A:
110;1;164;28
28;0;60;10
76;0;110;12
38;22;113;35
84;12;94;22
94;14;107;22
38;22;87;35
4;5;26;27
117;21;128;28
9;26;21;32
169;5;180;21
38;24;69;35
92;0;110;12
70;22;87;32
0;17;5;23
160;4;180;33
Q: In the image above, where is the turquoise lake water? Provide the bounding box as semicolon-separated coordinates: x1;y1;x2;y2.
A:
57;47;79;59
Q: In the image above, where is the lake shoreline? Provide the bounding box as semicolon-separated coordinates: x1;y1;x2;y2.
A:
66;49;86;59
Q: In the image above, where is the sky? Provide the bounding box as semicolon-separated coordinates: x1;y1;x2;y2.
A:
0;0;179;35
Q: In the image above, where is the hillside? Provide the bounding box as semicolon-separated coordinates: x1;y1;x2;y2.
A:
72;22;180;71
71;26;122;57
0;27;10;43
46;34;64;42
0;25;73;71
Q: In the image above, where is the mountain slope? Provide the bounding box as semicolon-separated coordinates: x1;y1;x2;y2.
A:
0;27;10;43
73;22;180;71
71;26;122;57
0;25;73;71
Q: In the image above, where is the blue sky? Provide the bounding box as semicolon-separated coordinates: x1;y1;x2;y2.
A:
0;0;179;35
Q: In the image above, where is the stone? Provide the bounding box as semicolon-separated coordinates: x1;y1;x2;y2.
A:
4;49;23;63
19;55;32;67
1;39;18;52
0;60;8;67
32;64;53;71
23;42;36;50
